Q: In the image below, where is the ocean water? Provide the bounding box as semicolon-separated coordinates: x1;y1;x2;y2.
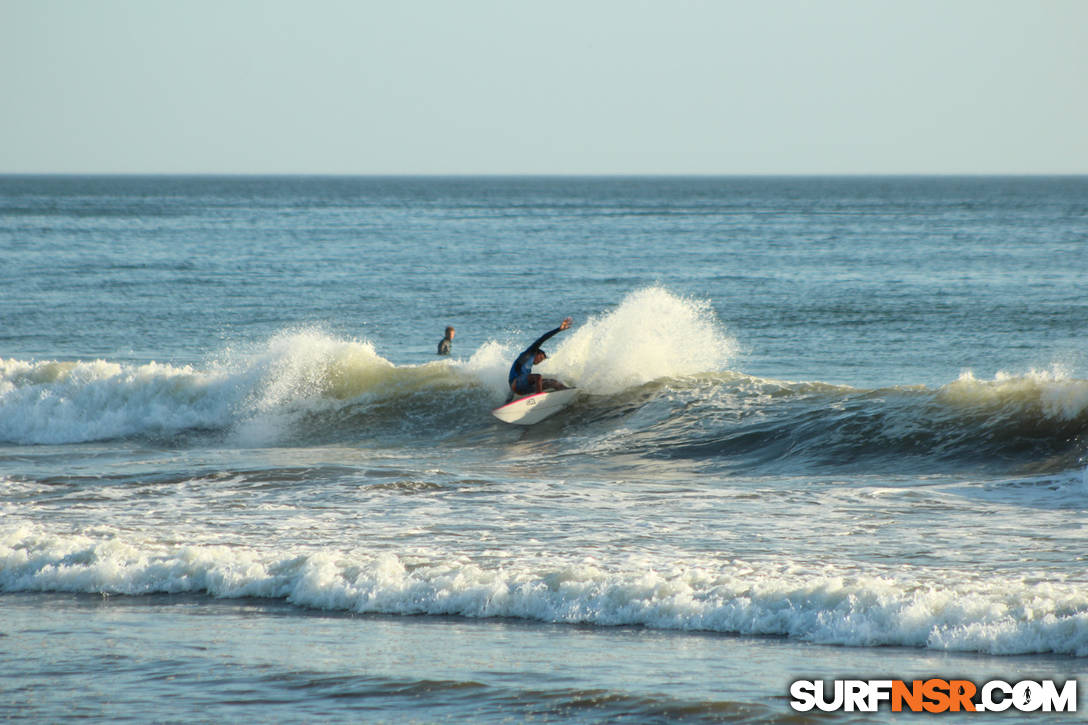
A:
1;175;1086;722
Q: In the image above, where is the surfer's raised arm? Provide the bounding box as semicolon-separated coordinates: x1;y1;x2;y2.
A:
508;317;574;397
523;317;572;355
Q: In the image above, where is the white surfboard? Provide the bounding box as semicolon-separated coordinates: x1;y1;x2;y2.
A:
491;388;578;425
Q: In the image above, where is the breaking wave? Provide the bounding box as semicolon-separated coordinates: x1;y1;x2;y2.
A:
1;288;1084;477
3;523;1086;657
0;287;735;445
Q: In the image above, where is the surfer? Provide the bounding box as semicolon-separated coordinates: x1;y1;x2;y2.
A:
437;326;455;355
508;317;572;396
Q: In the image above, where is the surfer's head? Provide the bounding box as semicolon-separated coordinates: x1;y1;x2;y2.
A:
534;351;547;364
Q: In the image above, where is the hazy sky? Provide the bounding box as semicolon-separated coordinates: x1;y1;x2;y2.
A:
2;0;1086;174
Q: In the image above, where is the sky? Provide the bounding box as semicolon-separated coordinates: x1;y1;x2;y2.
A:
1;0;1086;175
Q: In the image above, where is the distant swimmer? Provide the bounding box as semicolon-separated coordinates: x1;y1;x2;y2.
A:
437;326;455;355
509;317;572;396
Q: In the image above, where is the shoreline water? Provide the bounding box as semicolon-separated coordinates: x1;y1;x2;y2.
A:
3;592;1083;723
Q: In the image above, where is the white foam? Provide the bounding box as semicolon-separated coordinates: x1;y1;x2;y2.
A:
4;523;1085;657
535;287;737;395
0;357;239;444
0;289;741;442
0;332;407;445
943;366;1088;421
226;328;399;445
460;340;519;400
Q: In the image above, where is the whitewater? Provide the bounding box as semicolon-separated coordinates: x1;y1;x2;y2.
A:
2;175;1086;722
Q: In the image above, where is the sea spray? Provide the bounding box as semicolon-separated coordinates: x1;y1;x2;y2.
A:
544;287;738;394
244;329;396;408
229;329;398;445
461;340;519;399
458;287;737;398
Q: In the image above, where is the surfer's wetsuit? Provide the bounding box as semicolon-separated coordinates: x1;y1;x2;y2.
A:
508;325;563;395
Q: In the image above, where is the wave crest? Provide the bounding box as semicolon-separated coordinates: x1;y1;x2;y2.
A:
4;524;1086;657
941;367;1088;422
550;287;737;394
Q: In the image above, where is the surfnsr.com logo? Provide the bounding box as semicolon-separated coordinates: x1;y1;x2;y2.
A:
789;679;1077;713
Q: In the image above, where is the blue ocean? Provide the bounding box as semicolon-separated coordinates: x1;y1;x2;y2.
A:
1;176;1086;722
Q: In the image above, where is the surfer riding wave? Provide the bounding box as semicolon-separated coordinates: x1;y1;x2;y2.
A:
508;317;572;397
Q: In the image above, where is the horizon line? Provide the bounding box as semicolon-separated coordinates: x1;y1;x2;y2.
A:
2;171;1086;179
